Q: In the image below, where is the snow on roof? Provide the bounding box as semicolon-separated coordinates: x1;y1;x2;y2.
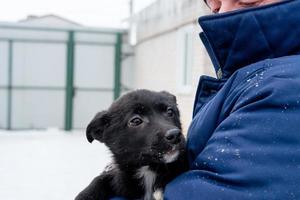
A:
19;14;83;28
0;21;126;34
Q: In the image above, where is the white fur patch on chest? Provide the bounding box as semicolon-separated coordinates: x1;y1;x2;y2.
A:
136;166;162;200
153;189;163;200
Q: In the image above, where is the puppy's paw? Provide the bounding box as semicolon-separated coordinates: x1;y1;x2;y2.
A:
153;189;163;200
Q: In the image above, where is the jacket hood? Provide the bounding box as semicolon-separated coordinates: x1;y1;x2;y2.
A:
199;0;300;79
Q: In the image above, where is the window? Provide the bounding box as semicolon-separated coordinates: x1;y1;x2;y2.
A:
177;25;194;94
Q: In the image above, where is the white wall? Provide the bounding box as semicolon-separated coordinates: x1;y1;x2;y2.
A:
132;0;215;132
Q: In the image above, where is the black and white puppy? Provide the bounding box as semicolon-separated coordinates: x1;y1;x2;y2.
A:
75;90;187;200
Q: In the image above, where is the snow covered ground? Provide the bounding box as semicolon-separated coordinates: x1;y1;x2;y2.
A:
0;129;112;200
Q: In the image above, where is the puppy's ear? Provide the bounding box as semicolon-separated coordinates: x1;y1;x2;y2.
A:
160;91;177;104
86;111;110;143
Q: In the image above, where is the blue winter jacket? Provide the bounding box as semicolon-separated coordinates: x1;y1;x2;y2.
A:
112;0;300;199
164;0;300;199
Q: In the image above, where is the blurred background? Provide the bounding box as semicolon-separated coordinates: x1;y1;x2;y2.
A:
0;0;213;199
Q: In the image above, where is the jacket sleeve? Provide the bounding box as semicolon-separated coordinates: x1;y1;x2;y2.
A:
164;70;300;200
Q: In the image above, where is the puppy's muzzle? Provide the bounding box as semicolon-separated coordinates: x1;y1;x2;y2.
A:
164;128;182;145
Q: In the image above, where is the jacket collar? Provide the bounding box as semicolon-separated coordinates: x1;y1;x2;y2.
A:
199;0;300;79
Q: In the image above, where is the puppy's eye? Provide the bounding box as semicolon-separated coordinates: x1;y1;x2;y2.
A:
128;116;143;127
166;107;174;118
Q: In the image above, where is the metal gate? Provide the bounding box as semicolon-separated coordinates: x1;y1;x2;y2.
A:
0;24;123;130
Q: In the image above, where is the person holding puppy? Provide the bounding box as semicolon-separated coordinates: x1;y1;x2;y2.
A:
116;0;300;200
163;0;300;199
111;0;300;199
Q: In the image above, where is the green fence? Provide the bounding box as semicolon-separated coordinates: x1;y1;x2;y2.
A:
0;25;124;130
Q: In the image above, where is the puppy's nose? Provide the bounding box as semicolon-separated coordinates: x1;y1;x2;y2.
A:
165;129;181;144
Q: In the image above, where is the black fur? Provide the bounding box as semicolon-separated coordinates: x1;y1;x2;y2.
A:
75;90;188;200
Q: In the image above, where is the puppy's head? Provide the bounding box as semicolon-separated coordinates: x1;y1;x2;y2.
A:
86;90;185;166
